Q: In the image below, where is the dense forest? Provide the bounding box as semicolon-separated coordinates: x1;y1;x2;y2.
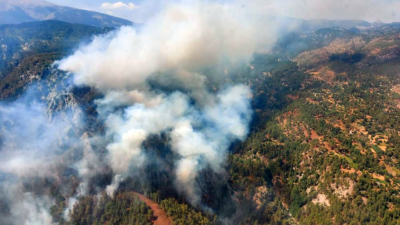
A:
64;192;154;225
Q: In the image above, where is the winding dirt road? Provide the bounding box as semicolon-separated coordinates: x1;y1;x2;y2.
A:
133;192;173;225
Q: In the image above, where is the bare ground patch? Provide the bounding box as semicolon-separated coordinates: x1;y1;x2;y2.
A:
312;193;331;207
330;178;355;199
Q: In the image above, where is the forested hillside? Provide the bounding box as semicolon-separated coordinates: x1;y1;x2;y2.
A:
227;26;400;224
0;19;399;225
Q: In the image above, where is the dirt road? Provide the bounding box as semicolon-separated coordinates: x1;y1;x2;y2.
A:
133;192;173;225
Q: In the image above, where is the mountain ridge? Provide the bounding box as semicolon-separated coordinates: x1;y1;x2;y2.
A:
0;0;133;27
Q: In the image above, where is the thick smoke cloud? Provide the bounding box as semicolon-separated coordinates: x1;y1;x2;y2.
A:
0;1;283;224
170;85;252;203
58;1;271;205
59;2;276;91
0;87;87;225
0;102;74;176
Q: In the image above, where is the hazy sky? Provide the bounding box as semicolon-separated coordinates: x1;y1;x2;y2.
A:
46;0;400;23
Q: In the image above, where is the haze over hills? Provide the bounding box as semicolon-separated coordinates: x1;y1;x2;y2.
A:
0;0;133;27
0;0;388;32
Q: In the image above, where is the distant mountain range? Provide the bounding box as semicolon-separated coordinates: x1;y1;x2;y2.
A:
0;0;133;27
0;0;388;32
268;16;385;35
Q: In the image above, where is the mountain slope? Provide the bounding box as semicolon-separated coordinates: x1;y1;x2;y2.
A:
228;25;400;225
0;20;112;99
0;0;133;27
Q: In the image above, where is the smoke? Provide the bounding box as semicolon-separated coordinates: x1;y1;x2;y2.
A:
58;1;276;91
57;1;272;205
74;133;106;196
5;191;54;225
0;0;285;224
0;103;71;175
0;86;86;224
170;85;252;203
244;0;400;23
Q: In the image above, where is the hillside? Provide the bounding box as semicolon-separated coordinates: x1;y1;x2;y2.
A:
228;25;400;224
0;0;133;27
0;20;113;100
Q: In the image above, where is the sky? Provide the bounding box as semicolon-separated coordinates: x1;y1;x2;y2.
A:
46;0;400;23
46;0;164;23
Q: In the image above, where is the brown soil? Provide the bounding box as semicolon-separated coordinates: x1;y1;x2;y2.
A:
333;120;346;130
133;192;173;225
253;186;268;209
370;148;378;158
310;129;323;140
277;109;300;127
372;173;385;181
386;165;398;177
323;142;333;152
351;122;368;135
388;202;395;212
286;94;299;100
393;85;400;94
379;145;387;151
362;197;368;205
341;167;356;174
306;98;319;104
395;99;400;109
370;48;382;55
307;67;338;84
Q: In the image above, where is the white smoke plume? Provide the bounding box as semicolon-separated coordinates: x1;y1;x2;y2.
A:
58;1;271;204
8;191;54;225
0;89;87;225
0;102;72;176
58;1;277;91
170;85;252;203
